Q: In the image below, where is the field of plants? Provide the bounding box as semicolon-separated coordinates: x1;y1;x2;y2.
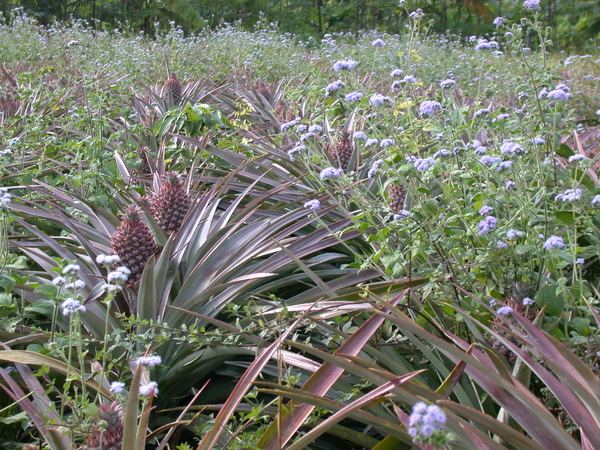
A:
0;5;600;449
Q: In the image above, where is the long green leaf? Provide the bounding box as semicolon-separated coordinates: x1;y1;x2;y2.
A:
257;289;410;449
0;350;110;397
375;307;580;449
196;312;306;450
287;372;425;450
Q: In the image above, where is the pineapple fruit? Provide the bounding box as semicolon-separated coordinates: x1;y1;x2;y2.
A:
387;182;407;212
149;172;191;234
161;73;182;103
86;401;124;450
110;206;157;284
328;131;353;170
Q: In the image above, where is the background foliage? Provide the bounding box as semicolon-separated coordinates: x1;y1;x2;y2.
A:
0;0;598;47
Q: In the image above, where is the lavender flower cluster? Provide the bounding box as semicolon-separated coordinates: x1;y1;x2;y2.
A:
408;402;448;444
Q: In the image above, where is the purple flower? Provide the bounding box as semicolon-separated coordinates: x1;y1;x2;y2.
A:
137;355;162;367
333;59;358;71
592;195;600;205
524;0;540;11
440;79;455;88
496;241;508;249
110;381;125;394
325;80;346;96
480;155;502;166
288;144;306;161
353;131;367;140
478;216;498;235
547;89;572;101
409;9;424;19
419;100;442;117
65;280;86;289
52;276;67;286
474;108;490;117
493;16;507;27
308;124;323;133
0;188;11;209
403;75;417;83
568;154;585;162
495;113;510;121
370;93;393;106
408;402;447;442
489;299;497;307
96;254;121;265
433;149;452;158
281;118;300;132
319;167;344;180
414;157;436;171
380;139;395;148
506;229;524;239
555;188;582;202
472;140;485;150
522;297;534;306
497;306;514;315
345;91;364;102
107;266;131;283
300;132;315;141
367;159;384;178
475;40;492;50
543;235;566;250
479;205;493;216
506;180;516;189
365;138;379;147
531;137;546;145
139;381;159;396
63;264;80;275
304;199;321;211
371;38;385;47
500;140;525;156
575;258;585;265
496;161;512;172
391;69;404;77
422;405;446;430
61;298;86;316
393;210;411;221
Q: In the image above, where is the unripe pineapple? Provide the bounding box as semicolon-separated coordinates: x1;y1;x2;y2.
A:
387;182;407;212
86;402;124;450
328;131;353;170
137;146;152;176
110;206;157;284
254;79;271;99
161;73;182;102
150;172;191;234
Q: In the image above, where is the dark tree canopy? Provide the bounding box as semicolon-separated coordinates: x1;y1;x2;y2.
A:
1;0;598;47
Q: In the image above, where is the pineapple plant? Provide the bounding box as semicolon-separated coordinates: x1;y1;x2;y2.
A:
86;402;124;450
328;131;353;170
161;72;182;103
110;206;157;284
149;172;191;234
387;182;407;212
